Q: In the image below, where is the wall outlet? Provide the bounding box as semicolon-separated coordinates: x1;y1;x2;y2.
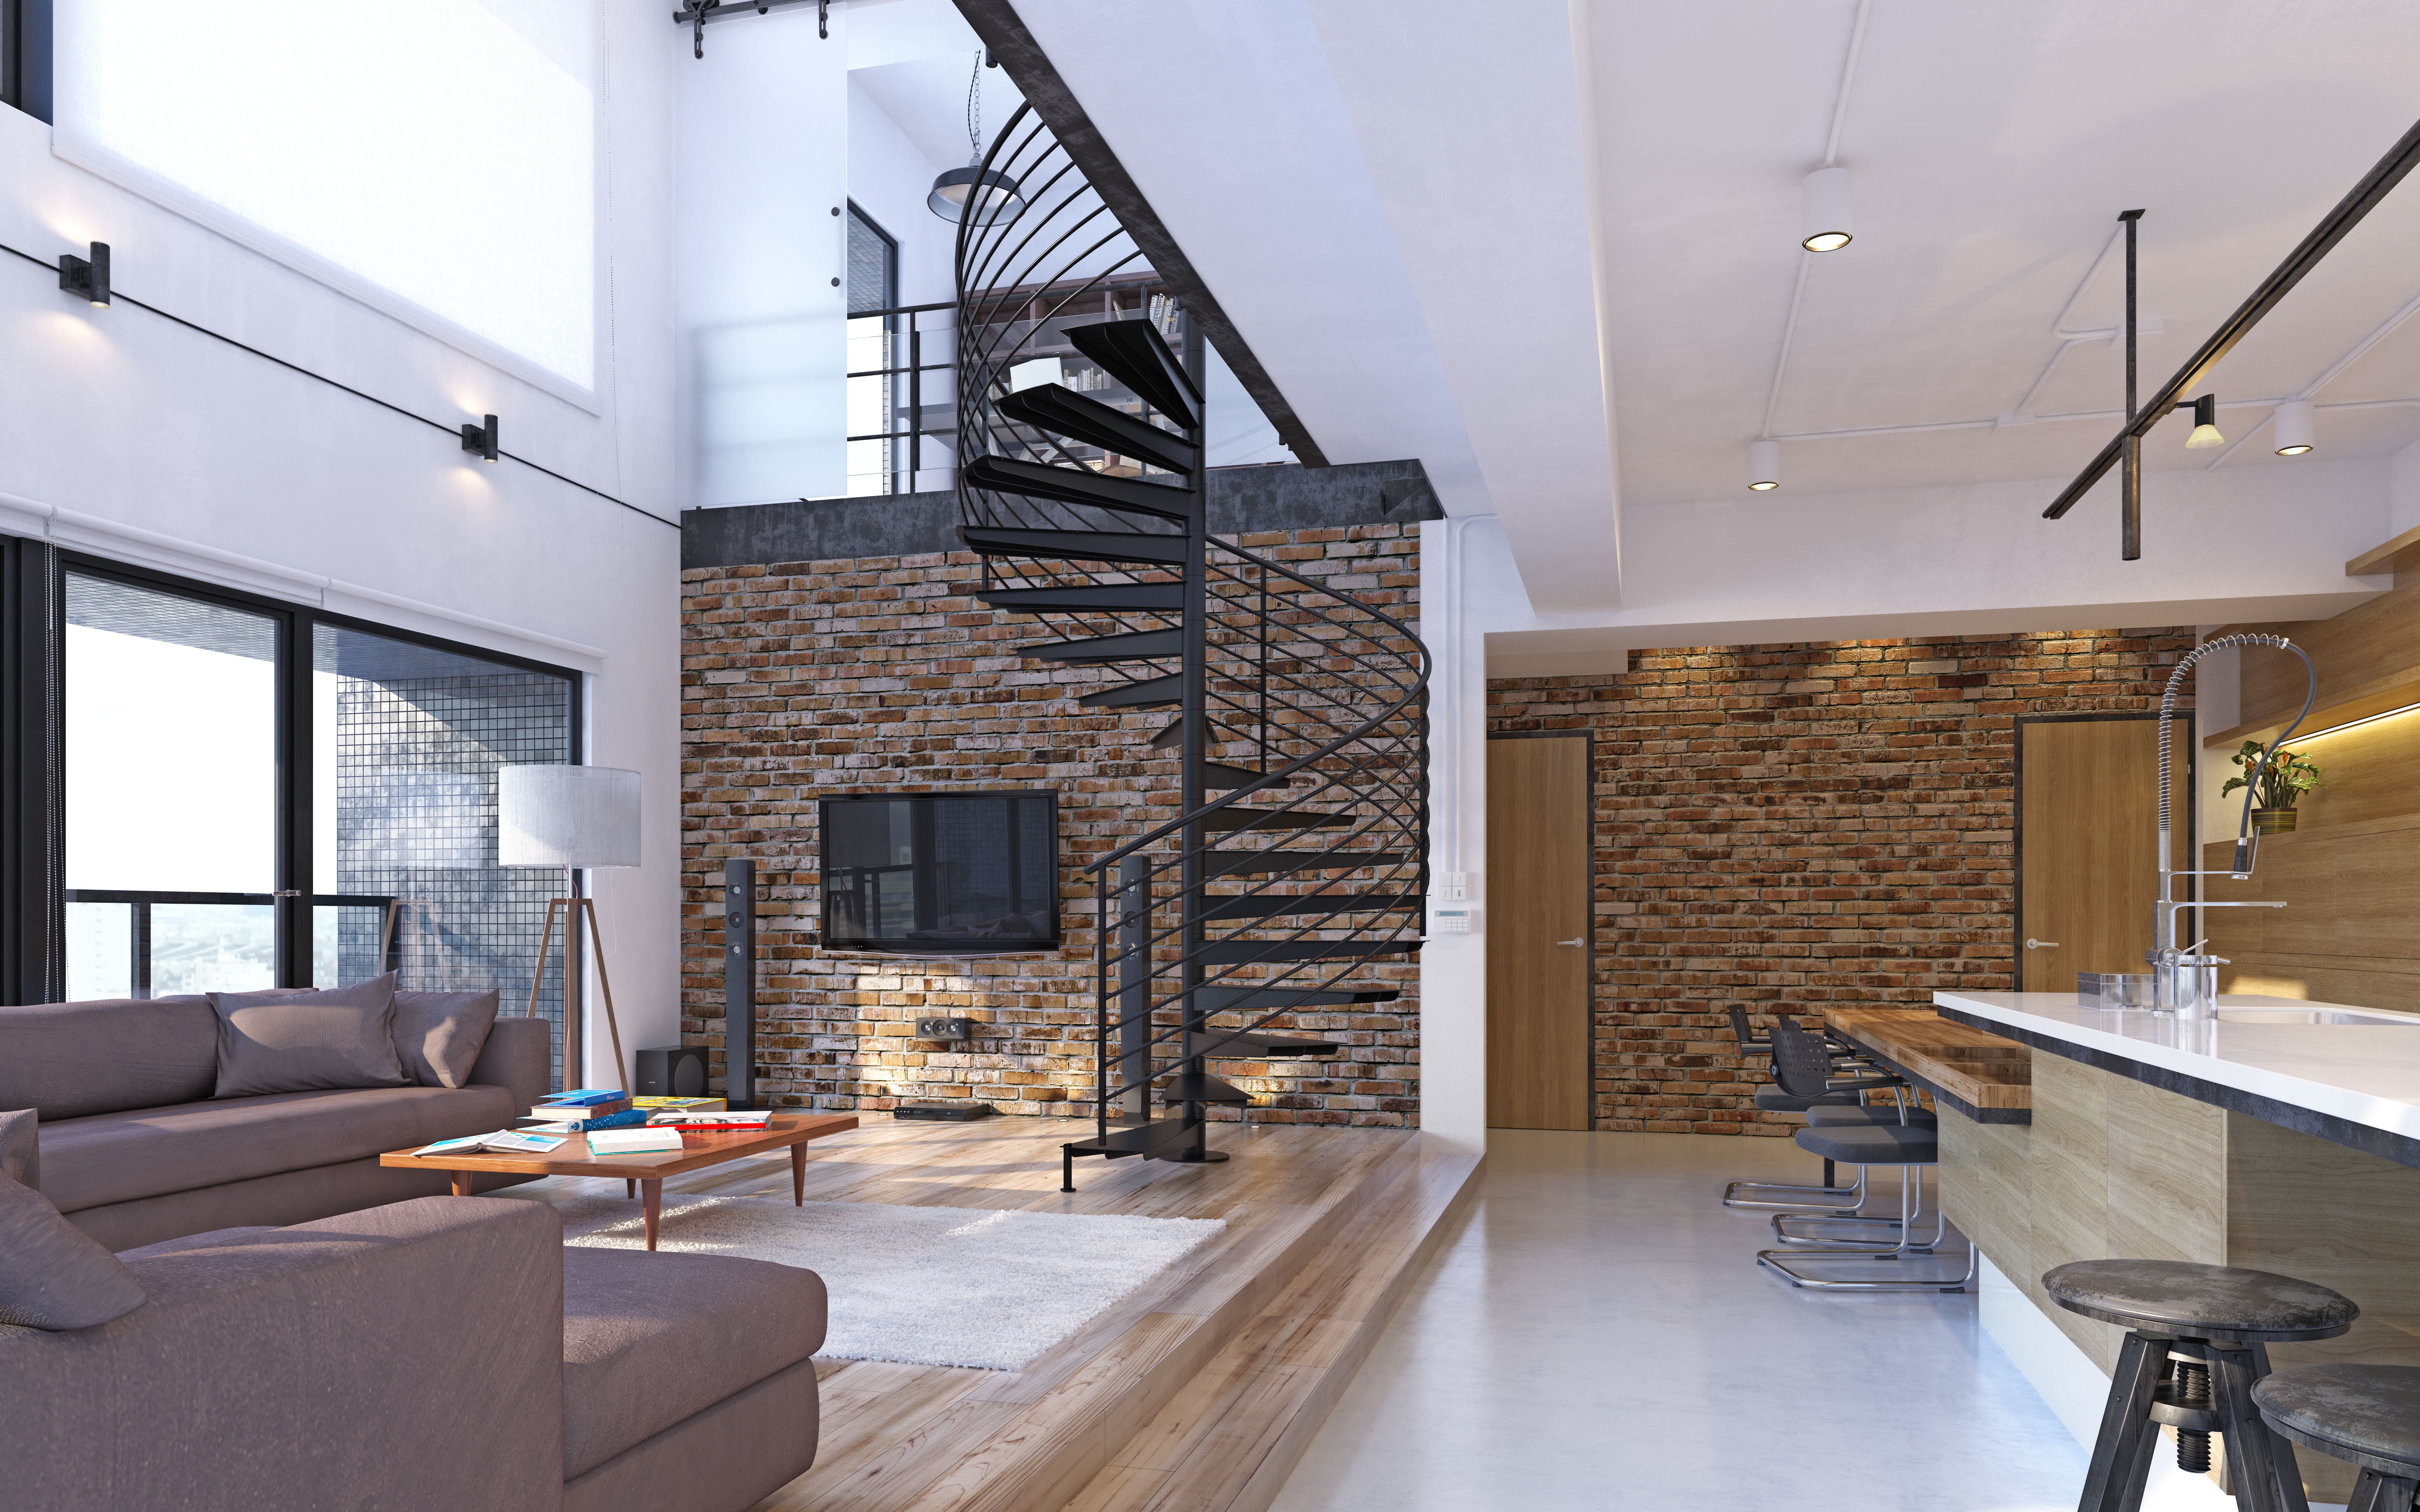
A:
915;1016;975;1041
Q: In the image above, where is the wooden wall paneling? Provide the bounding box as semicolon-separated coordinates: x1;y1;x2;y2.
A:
2262;715;2420;831
1937;1107;2030;1285
1484;735;1592;1131
2207;814;2420;1011
2231;571;2420;731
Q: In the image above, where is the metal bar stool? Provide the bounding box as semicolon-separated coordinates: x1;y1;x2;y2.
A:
2044;1259;2357;1512
1722;1007;1898;1212
2253;1363;2420;1512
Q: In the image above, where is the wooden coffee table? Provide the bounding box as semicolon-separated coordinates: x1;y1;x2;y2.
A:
380;1112;860;1250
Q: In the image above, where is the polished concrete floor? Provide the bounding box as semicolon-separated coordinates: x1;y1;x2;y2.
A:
1269;1130;2087;1512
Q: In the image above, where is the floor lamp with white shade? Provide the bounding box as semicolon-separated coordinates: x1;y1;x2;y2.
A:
499;764;642;1093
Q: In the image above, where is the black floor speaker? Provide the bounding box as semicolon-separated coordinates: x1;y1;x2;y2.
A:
635;1045;711;1099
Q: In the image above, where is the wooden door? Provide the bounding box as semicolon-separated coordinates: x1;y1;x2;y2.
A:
1486;735;1591;1128
2018;716;2190;990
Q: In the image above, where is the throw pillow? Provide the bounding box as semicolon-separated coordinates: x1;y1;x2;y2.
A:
0;1169;145;1329
210;974;407;1098
391;989;501;1089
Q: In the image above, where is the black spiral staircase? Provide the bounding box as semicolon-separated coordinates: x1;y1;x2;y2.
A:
953;107;1430;1191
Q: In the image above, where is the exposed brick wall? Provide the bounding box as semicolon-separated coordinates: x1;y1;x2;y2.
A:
1486;629;2192;1135
679;523;1420;1125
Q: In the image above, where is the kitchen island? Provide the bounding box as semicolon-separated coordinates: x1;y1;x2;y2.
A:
1929;990;2420;1504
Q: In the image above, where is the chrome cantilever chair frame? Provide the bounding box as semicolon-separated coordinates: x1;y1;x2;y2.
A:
1753;1021;1973;1292
1721;1007;1899;1213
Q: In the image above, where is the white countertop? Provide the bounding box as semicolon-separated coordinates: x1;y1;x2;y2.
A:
1933;991;2420;1143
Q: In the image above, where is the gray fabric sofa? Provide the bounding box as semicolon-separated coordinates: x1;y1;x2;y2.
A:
0;995;551;1250
0;1195;826;1512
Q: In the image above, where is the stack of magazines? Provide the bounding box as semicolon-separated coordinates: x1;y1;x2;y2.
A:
645;1108;774;1131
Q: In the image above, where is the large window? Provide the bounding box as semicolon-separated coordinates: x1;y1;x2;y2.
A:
43;555;582;1084
50;0;598;398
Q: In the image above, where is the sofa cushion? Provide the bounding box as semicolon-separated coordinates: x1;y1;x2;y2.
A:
38;1083;516;1214
561;1247;828;1480
0;1108;35;1189
0;1169;145;1329
0;997;217;1120
211;975;406;1098
392;990;500;1089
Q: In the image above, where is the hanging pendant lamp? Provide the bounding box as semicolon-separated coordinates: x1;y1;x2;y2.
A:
930;52;1026;222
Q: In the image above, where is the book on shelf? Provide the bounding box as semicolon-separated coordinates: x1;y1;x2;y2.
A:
537;1089;626;1108
584;1126;686;1155
411;1130;568;1158
631;1096;726;1112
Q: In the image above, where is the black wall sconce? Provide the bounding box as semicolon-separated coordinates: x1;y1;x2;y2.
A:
460;413;499;462
59;242;110;308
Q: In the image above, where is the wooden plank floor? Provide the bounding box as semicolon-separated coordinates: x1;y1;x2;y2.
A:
501;1115;1472;1512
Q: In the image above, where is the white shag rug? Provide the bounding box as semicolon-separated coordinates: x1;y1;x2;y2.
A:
552;1192;1224;1371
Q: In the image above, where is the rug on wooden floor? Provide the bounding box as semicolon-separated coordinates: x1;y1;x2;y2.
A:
552;1193;1225;1370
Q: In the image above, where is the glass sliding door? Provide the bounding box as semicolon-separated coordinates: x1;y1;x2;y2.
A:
62;573;280;1000
311;623;576;1085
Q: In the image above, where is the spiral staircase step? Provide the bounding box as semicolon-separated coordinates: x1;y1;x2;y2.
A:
976;583;1184;614
964;453;1193;521
1064;318;1202;428
1026;628;1184;664
997;383;1196;473
1079;674;1184;710
1196;939;1422;964
960;526;1187;567
1196;891;1424;921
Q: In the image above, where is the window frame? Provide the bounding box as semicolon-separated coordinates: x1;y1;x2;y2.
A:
40;548;584;1000
846;200;899;315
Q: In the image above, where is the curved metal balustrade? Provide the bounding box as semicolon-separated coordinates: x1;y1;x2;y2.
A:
954;105;1429;1187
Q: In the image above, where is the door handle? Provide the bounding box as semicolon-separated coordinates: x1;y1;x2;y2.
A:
1556;938;1585;948
2026;938;2061;950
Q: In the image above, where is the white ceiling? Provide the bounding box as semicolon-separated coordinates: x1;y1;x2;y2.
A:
847;0;1017;170
1012;0;2420;616
1596;0;2420;506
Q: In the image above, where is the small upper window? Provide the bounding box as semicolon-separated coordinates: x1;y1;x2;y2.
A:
847;204;898;317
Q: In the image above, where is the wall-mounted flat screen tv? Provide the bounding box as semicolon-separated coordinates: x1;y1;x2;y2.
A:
820;791;1060;954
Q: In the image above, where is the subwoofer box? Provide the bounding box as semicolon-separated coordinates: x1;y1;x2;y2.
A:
635;1045;711;1099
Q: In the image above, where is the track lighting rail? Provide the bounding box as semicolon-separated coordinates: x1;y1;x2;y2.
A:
2042;113;2420;524
1;238;672;528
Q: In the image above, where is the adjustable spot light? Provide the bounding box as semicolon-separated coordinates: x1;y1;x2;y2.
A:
460;414;499;462
2180;394;2224;449
1748;439;1781;492
2274;399;2315;456
1800;167;1852;252
59;242;111;307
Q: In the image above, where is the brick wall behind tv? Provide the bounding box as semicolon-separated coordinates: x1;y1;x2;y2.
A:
1485;628;2192;1135
678;524;1420;1125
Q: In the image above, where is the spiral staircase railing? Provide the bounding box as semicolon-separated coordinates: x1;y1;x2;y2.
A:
954;105;1429;1189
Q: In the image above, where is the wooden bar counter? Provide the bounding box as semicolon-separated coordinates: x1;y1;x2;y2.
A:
1818;1006;2030;1123
1921;990;2420;1503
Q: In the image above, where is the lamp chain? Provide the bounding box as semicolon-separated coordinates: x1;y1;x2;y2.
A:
966;51;982;164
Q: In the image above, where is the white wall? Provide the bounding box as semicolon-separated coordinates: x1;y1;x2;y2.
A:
0;6;684;1090
847;77;959;311
677;7;851;509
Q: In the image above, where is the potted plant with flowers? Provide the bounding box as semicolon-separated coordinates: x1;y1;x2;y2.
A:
2220;740;2324;834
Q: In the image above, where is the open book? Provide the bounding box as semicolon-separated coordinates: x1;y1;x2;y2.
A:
410;1130;567;1158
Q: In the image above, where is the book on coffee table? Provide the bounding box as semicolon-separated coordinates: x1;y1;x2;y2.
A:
645;1109;771;1131
584;1127;686;1155
412;1130;567;1158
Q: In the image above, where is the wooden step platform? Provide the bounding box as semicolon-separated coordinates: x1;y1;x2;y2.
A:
505;1116;1476;1512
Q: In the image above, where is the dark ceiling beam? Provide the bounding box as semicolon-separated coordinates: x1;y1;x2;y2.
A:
2043;113;2420;522
953;0;1331;467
